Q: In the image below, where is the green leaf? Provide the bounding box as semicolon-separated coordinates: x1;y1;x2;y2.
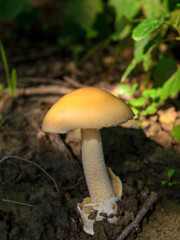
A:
0;41;10;85
161;180;167;185
132;14;166;41
172;125;180;141
152;58;177;87
121;59;138;82
132;83;139;91
11;68;17;94
128;96;147;107
159;68;180;102
0;84;3;90
0;114;3;121
117;85;134;97
130;106;140;115
65;0;103;32
168;181;180;186
108;0;140;25
134;34;150;59
142;0;166;19
169;9;180;35
168;169;175;181
142;88;158;100
86;28;99;38
121;34;150;81
71;45;84;54
141;102;157;116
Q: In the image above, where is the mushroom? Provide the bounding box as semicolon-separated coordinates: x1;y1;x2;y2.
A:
42;87;134;234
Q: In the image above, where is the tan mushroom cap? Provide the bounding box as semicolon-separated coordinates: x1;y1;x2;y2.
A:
42;87;134;133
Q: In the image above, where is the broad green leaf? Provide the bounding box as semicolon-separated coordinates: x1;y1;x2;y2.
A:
168;169;175;181
142;0;165;19
159;68;180;102
141;102;157;116
172;125;180;141
65;0;103;32
132;14;166;41
152;58;177;87
0;114;3;121
108;0;140;28
128;96;147;107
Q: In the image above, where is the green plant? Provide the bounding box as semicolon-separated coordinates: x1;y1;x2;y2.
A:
0;41;17;96
114;0;180;116
172;125;180;141
123;67;180;116
161;169;180;186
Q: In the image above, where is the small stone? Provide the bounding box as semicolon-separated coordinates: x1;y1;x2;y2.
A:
151;130;172;148
37;131;46;140
158;107;177;123
161;122;174;132
141;121;150;129
146;122;161;137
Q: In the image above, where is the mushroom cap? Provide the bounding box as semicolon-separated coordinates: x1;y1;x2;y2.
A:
42;87;134;133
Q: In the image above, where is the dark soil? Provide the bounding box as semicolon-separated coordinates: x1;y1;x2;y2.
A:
0;95;180;240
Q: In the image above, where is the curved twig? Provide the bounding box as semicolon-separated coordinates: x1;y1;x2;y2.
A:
116;191;158;240
0;155;60;194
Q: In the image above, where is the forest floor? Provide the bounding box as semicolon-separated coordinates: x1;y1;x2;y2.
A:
0;44;180;240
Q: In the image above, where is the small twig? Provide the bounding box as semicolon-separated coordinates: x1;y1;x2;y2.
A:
19;77;68;87
116;191;158;240
63;76;88;88
2;198;35;207
0;155;60;194
4;85;73;97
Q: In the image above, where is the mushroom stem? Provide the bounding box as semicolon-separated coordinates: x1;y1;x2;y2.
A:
81;129;115;203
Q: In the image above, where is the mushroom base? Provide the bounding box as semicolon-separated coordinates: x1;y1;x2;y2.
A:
77;168;122;235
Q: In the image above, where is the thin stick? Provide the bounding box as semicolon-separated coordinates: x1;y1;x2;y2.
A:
2;198;35;207
0;155;60;194
3;85;73;97
116;191;158;240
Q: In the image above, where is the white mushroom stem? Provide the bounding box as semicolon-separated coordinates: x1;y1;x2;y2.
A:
81;129;115;203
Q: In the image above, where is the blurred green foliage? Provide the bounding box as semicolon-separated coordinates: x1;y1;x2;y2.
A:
0;0;179;111
0;41;17;96
172;125;180;141
161;168;180;186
